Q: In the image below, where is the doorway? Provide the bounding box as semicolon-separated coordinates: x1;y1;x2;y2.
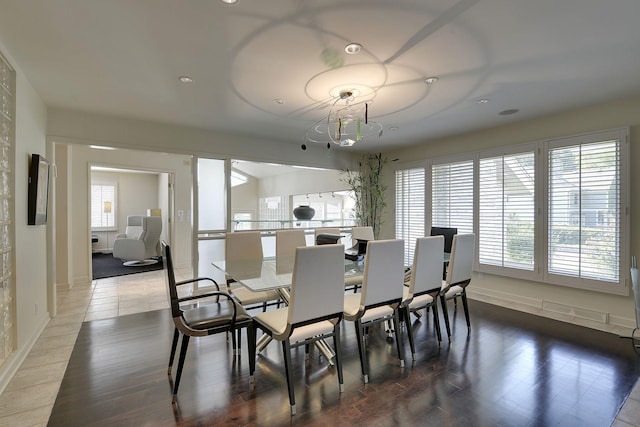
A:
89;166;173;280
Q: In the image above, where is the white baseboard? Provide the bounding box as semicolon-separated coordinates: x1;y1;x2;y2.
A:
468;286;636;333
542;300;608;324
0;314;50;395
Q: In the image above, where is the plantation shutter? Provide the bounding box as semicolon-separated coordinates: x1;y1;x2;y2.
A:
91;184;116;229
395;167;425;265
548;139;620;282
479;152;535;270
431;160;473;233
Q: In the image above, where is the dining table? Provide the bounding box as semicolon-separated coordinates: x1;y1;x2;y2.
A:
212;251;451;360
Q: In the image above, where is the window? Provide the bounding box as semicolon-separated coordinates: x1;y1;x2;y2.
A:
233;212;253;231
230;170;247;187
479;151;535;271
259;196;288;229
395;167;425;265
547;136;622;284
197;158;226;231
91;184;116;230
393;127;628;294
431;159;474;233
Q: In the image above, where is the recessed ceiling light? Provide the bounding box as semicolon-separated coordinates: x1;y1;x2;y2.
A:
424;77;439;84
178;76;193;83
499;108;520;115
344;43;362;54
273;98;285;105
89;145;117;151
221;0;238;4
477;99;489;104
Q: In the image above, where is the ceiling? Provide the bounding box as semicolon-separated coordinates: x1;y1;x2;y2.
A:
1;0;640;152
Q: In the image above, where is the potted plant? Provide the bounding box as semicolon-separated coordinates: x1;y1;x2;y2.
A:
342;153;388;239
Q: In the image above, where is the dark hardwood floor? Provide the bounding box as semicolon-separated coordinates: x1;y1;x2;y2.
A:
48;300;640;426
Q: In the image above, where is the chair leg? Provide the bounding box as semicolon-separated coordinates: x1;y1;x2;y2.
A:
354;321;369;383
440;295;452;340
333;323;344;392
392;310;405;368
431;300;443;344
282;340;296;415
173;335;190;402
236;328;242;356
403;306;416;361
168;328;179;375
231;328;237;354
248;323;256;384
461;291;471;331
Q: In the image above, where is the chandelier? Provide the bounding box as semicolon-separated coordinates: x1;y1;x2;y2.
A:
304;90;383;149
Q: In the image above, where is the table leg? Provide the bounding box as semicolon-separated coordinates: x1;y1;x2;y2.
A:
315;339;335;365
256;333;272;353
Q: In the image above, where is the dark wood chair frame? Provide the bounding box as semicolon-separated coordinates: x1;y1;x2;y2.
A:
163;241;256;403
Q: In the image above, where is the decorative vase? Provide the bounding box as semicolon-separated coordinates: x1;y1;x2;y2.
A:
293;205;315;220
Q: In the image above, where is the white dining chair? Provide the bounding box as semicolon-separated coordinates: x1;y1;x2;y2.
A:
225;231;281;310
314;227;341;245
439;233;475;339
351;225;374;243
252;244;346;415
276;229;306;258
345;226;375;292
343;239;405;383
401;236;444;359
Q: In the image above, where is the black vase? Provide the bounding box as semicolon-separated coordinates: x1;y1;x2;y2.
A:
293;205;315;220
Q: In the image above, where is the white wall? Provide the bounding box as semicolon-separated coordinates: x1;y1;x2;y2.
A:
0;43;49;391
383;94;640;329
47;108;358;171
231;174;259;220
258;168;349;198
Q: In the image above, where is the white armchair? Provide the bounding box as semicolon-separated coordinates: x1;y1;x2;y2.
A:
113;215;162;266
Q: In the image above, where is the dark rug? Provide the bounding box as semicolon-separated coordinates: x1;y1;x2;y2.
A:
92;252;164;280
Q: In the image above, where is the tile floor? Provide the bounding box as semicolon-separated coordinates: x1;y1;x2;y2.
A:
0;269;639;426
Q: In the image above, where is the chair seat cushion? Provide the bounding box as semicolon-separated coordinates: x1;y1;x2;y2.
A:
255;308;336;343
402;286;436;309
360;304;394;324
343;293;362;320
182;300;251;330
290;320;335;343
254;308;288;336
230;286;280;306
444;285;464;299
344;274;363;287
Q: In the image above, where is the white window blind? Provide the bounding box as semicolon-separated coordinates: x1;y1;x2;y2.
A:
91;184;116;229
395;167;425;265
479;152;535;270
548;139;620;282
432;160;473;233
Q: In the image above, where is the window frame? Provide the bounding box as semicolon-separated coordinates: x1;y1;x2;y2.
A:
542;128;629;295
